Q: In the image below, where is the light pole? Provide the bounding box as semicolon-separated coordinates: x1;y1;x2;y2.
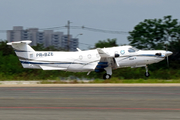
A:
75;33;83;50
75;33;83;38
67;21;70;51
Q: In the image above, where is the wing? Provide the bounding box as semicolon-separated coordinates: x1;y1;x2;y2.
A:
96;48;111;57
95;48;119;73
39;65;67;70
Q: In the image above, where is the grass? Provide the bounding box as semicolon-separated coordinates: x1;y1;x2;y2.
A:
39;78;180;84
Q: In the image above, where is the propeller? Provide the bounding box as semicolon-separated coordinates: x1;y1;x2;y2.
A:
166;45;169;68
165;44;173;68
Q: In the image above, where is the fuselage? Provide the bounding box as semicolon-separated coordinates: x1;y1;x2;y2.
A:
7;40;173;79
18;45;169;72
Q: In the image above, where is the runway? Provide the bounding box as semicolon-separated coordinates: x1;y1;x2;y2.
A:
0;85;180;120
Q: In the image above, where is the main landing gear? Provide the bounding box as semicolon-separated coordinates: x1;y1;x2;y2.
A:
103;67;112;80
145;66;150;77
103;73;111;79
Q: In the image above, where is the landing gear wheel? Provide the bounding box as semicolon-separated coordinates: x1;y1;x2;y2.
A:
145;66;150;77
103;74;111;79
145;72;150;77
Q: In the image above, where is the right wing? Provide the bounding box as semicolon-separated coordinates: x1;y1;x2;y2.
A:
95;48;119;73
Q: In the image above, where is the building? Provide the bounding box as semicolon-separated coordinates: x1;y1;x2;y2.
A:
51;32;63;49
61;35;78;51
7;26;79;51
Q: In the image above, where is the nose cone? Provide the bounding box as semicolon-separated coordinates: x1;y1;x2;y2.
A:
165;51;173;57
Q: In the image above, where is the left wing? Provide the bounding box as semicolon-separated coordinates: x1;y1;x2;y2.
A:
39;65;67;70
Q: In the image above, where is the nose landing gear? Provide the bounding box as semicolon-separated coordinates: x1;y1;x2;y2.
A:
145;66;150;77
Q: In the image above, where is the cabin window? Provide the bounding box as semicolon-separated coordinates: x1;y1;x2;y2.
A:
30;54;33;58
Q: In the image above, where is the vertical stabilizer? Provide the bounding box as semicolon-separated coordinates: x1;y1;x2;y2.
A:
7;40;35;59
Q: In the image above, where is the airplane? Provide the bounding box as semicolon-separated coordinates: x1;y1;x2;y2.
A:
7;40;173;79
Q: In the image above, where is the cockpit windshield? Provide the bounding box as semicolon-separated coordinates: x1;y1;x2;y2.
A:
128;47;139;53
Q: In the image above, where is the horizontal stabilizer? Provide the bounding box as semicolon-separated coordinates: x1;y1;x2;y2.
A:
40;65;67;70
7;40;35;52
7;40;32;45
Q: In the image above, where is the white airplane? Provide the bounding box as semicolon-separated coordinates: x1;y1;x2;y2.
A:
7;40;173;79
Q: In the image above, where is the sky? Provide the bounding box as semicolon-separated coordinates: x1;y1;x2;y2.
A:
0;0;180;50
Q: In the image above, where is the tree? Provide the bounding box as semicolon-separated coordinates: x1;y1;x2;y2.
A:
128;15;180;50
32;44;65;51
32;43;45;51
95;38;118;48
0;40;14;56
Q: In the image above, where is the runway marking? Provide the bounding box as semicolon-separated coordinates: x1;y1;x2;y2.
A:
0;107;180;111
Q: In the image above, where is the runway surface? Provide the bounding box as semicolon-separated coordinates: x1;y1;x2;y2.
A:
0;85;180;120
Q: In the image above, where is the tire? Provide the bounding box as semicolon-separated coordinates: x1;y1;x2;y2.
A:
103;74;111;79
145;72;150;77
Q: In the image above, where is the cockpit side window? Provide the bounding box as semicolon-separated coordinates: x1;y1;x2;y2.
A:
128;48;136;53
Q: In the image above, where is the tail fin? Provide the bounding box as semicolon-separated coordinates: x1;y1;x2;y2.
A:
7;40;35;60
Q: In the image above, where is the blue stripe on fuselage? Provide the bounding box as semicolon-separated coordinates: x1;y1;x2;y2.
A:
21;61;74;65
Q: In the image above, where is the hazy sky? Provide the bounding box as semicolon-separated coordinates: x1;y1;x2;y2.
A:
0;0;180;49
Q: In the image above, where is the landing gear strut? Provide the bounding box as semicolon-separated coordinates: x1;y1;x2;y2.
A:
145;66;150;77
103;73;111;79
103;67;112;79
